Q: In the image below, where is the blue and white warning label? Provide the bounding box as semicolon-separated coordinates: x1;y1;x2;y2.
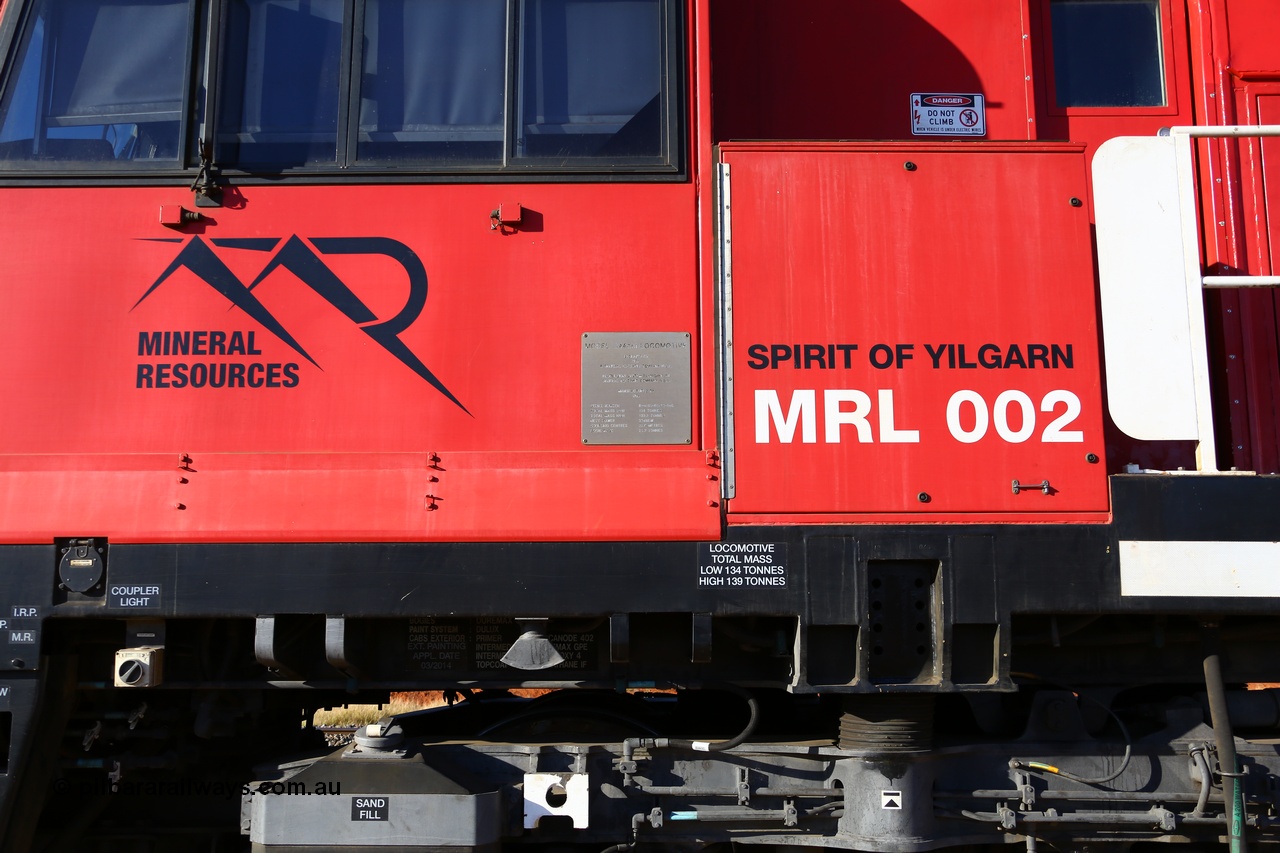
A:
911;93;985;136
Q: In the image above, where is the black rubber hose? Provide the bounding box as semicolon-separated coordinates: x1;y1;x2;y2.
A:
1204;628;1249;853
620;684;761;770
667;683;760;752
1009;672;1132;785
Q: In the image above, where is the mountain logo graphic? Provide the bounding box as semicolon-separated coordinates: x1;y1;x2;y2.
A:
134;235;466;413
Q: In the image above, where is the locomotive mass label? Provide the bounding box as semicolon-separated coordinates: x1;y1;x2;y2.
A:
698;542;788;588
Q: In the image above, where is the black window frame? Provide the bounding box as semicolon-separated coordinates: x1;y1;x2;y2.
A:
1043;0;1173;113
0;0;201;170
0;0;686;180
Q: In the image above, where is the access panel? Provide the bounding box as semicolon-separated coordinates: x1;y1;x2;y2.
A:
0;182;716;542
720;142;1107;519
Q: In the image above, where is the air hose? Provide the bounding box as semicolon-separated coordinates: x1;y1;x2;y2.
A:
669;684;759;753
1204;633;1248;853
620;683;760;775
1009;673;1132;785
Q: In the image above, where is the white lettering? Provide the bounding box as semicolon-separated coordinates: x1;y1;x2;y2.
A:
756;389;816;443
946;390;989;443
760;389;917;443
946;389;1084;444
877;389;920;443
823;389;872;442
994;390;1036;443
1041;390;1084;442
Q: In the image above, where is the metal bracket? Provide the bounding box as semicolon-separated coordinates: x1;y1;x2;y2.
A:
610;613;630;663
324;617;366;680
190;145;223;208
1011;479;1050;495
1011;767;1035;808
1151;807;1177;832
692;613;713;663
253;616;303;679
490;203;523;231
523;773;589;829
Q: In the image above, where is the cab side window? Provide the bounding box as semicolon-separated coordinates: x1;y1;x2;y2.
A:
0;0;191;164
356;0;507;165
517;0;665;161
1050;0;1165;108
0;0;679;173
217;0;344;167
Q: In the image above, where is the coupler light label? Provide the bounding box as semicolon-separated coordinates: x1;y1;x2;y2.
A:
111;585;161;609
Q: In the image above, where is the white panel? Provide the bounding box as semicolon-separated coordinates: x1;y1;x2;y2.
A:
1120;540;1280;597
523;773;589;829
1092;137;1199;441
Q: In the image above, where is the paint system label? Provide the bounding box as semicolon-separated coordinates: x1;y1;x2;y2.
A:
404;618;602;673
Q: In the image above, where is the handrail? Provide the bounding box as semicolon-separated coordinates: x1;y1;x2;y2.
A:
1166;124;1280;290
1165;125;1280;470
1203;276;1280;287
1161;125;1280;138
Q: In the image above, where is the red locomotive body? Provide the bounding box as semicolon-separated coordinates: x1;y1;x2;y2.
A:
0;180;719;542
0;0;1278;850
720;141;1107;520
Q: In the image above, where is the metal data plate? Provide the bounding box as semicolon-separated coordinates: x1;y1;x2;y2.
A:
581;332;691;445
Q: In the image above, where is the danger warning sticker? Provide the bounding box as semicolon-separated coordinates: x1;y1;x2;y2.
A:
911;93;985;137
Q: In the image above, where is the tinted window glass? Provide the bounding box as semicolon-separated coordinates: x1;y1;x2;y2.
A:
0;0;679;173
358;0;506;164
0;0;188;164
1051;0;1165;108
517;0;664;161
218;0;344;167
